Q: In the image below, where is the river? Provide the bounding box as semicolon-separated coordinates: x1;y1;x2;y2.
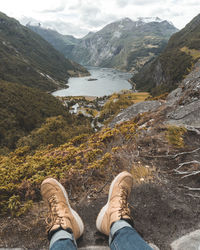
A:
52;67;133;97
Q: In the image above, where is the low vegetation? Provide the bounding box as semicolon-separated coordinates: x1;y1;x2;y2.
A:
98;91;150;123
166;125;187;148
0;119;139;216
1;106;189;217
180;46;200;60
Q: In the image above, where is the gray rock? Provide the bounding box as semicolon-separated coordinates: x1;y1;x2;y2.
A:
109;101;162;127
166;60;200;128
166;100;200;128
166;87;182;107
149;243;160;250
171;229;200;250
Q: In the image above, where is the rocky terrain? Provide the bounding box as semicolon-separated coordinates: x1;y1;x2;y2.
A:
28;17;178;73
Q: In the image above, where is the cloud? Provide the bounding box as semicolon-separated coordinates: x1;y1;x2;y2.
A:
43;20;90;37
3;0;200;37
78;6;117;29
116;0;129;7
117;0;166;7
20;16;91;38
39;0;66;13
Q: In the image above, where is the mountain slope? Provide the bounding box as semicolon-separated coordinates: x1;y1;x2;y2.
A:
0;80;92;152
131;13;200;95
28;17;178;73
0;12;89;91
0;80;71;151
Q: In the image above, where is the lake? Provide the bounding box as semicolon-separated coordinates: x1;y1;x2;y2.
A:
52;67;133;97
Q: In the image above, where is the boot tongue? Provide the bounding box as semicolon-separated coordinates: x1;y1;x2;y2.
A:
56;202;70;216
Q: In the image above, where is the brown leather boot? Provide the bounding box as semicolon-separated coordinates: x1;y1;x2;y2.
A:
41;178;84;240
96;171;133;235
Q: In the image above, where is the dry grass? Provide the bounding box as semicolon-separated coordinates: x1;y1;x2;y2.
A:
181;46;200;60
166;125;187;148
99;91;150;122
131;163;155;183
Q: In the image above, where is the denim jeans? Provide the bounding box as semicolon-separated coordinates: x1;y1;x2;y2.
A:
50;220;153;250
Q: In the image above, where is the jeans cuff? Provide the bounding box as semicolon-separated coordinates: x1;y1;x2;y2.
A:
109;220;132;245
49;229;76;249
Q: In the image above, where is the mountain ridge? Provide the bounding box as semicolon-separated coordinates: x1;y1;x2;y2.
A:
0;12;89;92
130;13;200;95
27;17;178;73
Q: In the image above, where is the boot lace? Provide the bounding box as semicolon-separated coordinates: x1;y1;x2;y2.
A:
119;188;132;219
45;195;63;232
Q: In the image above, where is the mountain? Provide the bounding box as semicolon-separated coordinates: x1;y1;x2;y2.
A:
131;13;200;95
0;12;89;92
27;17;178;73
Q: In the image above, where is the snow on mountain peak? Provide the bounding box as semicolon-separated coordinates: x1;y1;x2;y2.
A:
137;17;163;23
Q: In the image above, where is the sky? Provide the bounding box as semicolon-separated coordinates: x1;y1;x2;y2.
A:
0;0;200;37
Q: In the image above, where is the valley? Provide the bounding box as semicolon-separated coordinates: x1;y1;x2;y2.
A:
0;8;200;250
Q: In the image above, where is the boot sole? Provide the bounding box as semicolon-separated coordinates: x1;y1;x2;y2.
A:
96;172;129;232
45;178;84;236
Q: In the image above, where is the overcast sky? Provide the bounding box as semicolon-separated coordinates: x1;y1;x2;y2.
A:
0;0;200;37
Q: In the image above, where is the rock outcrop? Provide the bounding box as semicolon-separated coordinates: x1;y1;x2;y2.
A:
109;100;162;128
166;60;200;128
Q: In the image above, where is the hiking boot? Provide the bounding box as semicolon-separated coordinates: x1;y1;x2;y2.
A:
96;171;133;235
41;178;84;240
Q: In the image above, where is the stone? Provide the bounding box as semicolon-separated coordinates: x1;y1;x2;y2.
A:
171;229;200;250
166;100;200;128
109;101;162;128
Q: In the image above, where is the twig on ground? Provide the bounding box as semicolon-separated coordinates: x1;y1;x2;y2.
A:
175;160;200;172
95;180;110;194
186;126;200;135
182;186;200;191
181;170;200;179
142;147;200;159
186;193;200;198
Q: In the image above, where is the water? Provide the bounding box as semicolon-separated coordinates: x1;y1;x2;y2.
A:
52;67;133;97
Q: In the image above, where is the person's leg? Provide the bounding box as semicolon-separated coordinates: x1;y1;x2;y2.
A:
41;178;84;250
50;229;77;250
109;220;152;250
96;171;152;250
